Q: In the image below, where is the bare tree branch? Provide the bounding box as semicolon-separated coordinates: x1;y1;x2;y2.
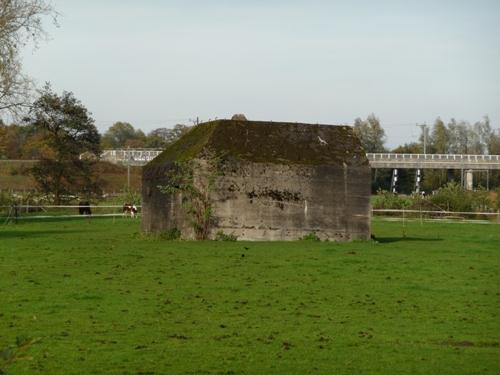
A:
0;0;57;120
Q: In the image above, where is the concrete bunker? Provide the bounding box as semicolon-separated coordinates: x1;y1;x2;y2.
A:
142;119;371;241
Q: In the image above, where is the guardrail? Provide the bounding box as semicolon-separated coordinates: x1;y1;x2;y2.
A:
367;153;500;162
100;149;162;165
366;153;500;170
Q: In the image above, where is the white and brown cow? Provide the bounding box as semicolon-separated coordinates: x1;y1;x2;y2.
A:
123;203;138;218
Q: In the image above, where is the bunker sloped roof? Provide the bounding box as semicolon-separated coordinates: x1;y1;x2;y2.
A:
149;119;368;166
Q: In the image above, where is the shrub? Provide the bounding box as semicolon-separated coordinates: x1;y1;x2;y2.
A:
470;188;493;212
215;231;238;241
300;232;321;241
430;182;473;212
372;190;413;209
493;189;500;211
0;191;14;206
161;228;181;240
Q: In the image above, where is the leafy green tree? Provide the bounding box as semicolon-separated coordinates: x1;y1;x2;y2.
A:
447;119;469;154
0;122;38;159
124;129;146;148
470;116;492;155
392;142;420;154
24;85;101;203
146;124;191;148
430;118;449;154
417;124;432;153
144;132;167;148
353;114;386;152
101;122;136;148
101;121;149;148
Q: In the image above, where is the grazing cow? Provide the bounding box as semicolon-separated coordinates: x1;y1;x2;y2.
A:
123;203;138;218
78;201;92;216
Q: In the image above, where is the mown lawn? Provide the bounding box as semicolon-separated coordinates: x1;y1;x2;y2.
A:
0;218;499;374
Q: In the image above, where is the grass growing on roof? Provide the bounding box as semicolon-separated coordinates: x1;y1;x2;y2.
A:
0;218;499;374
148;120;368;166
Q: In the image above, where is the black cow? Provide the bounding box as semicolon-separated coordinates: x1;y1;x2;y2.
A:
78;201;92;216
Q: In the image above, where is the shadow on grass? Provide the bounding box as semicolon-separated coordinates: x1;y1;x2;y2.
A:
0;229;86;239
376;236;443;244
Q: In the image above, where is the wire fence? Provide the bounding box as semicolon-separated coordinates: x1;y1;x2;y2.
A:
372;208;500;224
1;202;499;224
0;205;141;223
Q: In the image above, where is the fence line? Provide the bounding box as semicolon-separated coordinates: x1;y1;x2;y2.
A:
0;205;142;209
1;203;499;215
1;203;499;223
372;208;500;216
376;217;497;225
0;213;141;220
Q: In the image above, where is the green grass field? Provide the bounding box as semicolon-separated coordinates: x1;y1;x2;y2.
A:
0;218;499;374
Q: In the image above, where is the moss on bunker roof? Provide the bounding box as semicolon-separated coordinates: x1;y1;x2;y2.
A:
149;119;368;166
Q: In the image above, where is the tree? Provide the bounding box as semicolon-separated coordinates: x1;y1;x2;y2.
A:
353;114;386;152
144;130;167;148
101;121;145;148
0;122;39;159
417;124;432;153
446;117;491;155
146;124;191;148
392;142;421;154
0;0;56;118
24;85;101;203
447;119;469;154
489;130;500;155
471;116;492;154
430;117;449;154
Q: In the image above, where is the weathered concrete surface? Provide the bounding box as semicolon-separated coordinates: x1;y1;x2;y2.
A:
210;161;371;241
142;120;371;241
465;169;474;191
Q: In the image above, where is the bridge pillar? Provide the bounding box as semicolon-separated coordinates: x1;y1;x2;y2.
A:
447;169;455;182
390;169;398;193
465;169;474;190
415;169;421;193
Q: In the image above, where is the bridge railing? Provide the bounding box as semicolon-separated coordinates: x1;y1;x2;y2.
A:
101;149;163;163
366;153;500;162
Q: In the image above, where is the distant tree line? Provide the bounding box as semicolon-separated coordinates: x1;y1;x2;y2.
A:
354;114;499;155
0;119;191;160
100;122;191;150
353;114;500;193
0;97;192;202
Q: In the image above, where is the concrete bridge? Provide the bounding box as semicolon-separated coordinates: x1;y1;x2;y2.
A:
366;153;500;170
101;150;500;170
367;153;500;191
100;149;163;166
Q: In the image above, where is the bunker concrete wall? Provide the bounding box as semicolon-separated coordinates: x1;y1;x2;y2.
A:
142;164;188;235
210;161;370;241
142;160;371;241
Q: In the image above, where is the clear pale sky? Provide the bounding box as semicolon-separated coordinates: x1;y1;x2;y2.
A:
22;0;500;148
